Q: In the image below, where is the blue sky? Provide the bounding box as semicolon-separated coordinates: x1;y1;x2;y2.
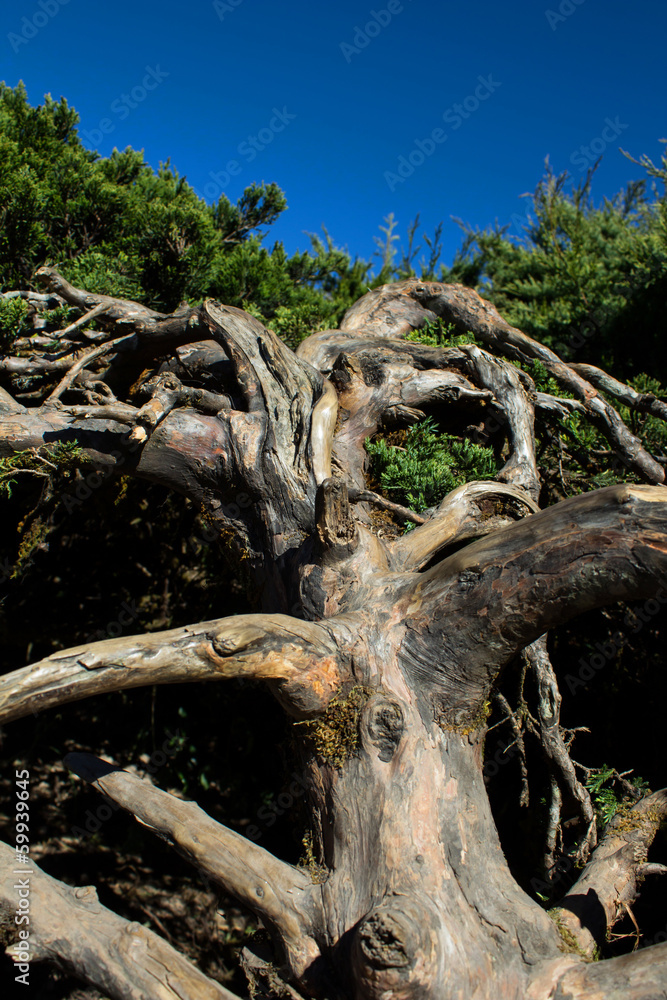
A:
2;0;666;274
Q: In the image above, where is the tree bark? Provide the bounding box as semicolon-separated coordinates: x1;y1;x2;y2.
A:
0;842;241;1000
1;275;667;998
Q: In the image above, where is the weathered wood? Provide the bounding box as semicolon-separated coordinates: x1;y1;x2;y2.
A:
571;361;667;422
339;279;665;483
2;272;667;999
0;614;347;723
399;484;667;724
0;841;240;1000
391;480;539;571
0;385;24;413
552;789;667;958
524;637;597;868
541;944;667;999
454;344;540;498
46;333;136;401
64;754;320;977
327;347;491;492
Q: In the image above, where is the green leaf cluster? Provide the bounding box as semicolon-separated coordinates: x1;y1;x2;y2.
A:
0;296;29;349
0;82;370;328
585;765;650;828
618;374;667;455
404;318;478;350
0;441;84;499
3;83;664;376
365;417;497;513
444;149;667;380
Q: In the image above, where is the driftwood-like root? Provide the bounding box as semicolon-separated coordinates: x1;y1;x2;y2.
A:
63;754;321;978
552;789;667;959
339;279;665;484
2;271;667;1000
0;614;348;724
0;841;241;1000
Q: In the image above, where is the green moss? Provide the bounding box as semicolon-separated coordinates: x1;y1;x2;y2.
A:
612;805;660;836
548;908;600;961
297;830;329;884
436;699;491;736
294;685;369;768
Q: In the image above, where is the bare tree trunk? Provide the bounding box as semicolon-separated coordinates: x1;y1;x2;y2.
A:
1;274;667;998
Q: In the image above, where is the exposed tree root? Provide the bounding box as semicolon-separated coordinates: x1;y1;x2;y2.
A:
0;841;241;1000
1;273;667;998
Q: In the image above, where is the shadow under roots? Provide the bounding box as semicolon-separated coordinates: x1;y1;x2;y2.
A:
484;605;667;953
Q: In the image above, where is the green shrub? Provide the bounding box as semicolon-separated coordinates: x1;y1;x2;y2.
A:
618;374;667;454
0;296;28;348
585;765;650;829
404;318;478;349
365;417;497;513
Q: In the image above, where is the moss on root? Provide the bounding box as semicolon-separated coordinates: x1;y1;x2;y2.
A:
548;908;600;962
436;699;492;736
297;830;329;884
294;685;370;768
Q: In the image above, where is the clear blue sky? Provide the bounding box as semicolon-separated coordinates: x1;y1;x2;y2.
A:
2;0;666;273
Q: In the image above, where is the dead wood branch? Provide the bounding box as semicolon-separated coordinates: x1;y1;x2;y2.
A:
52;300;110;340
391;479;538;571
456;344;540;498
46;333;136;401
524;637;597;868
0;614;348;724
492;690;530;806
571;363;667;422
339;280;665;484
400;484;667;722
0;841;241;1000
552;789;667;959
3;270;667;999
64;754;321;978
551;944;667;1000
